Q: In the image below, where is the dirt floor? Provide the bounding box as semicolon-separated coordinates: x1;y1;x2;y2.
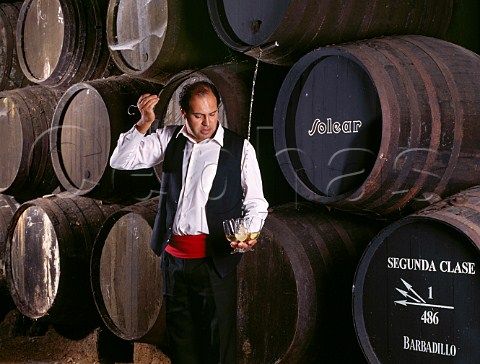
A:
0;306;171;364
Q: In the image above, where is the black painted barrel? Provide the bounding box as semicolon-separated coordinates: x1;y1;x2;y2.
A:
16;0;118;87
274;35;480;217
0;2;32;91
153;61;295;206
353;185;480;363
5;193;122;328
237;203;384;364
106;0;233;80
50;75;162;203
207;0;453;65
0;85;64;200
91;197;165;344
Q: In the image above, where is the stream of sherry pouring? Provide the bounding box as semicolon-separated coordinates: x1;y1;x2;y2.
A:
246;40;279;141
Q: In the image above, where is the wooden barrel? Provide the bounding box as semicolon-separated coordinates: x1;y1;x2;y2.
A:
106;0;234;80
91;197;165;344
4;193;122;328
50;75;163;203
237;203;384;364
153;61;296;206
207;0;453;65
154;63;252;136
445;0;480;55
353;185;480;363
16;0;118;87
0;2;32;91
274;35;480;217
0;194;18;297
0;85;64;201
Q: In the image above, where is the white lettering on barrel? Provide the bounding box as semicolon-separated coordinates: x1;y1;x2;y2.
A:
440;261;475;275
388;257;475;275
387;257;437;272
307;118;362;136
403;336;457;357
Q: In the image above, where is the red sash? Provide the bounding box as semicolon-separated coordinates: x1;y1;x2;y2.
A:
165;234;207;258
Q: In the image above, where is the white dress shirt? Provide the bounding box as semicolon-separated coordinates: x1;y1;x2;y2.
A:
110;123;268;235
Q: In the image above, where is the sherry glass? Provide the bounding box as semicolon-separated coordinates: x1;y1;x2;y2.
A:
223;217;263;254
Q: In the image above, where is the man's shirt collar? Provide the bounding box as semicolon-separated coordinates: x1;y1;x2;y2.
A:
177;123;224;146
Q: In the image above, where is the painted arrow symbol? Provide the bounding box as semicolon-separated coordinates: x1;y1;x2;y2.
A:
400;278;426;303
396;288;422;303
394;300;454;310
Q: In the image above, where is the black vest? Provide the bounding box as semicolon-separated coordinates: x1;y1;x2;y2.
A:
150;126;244;277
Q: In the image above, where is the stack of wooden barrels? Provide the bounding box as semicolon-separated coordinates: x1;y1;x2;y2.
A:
1;0;479;363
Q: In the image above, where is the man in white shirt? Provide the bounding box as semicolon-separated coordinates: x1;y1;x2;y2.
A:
110;81;268;364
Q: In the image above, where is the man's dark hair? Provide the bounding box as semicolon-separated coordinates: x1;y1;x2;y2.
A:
179;81;221;113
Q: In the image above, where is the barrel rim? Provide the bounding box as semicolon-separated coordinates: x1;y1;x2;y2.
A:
15;0;76;85
90;205;162;342
238;202;380;362
206;0;252;53
352;215;477;363
106;0;170;77
51;75;163;203
90;208;131;339
0;3;16;88
15;0;109;87
5;200;62;319
0;92;26;193
240;209;321;362
106;0;143;76
107;1;233;79
73;0;107;84
207;1;454;66
50;82;111;195
5;193;118;323
242;203;359;363
273;46;384;205
1;86;62;198
0;194;19;288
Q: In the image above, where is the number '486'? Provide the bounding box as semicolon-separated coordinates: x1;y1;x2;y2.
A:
421;310;439;325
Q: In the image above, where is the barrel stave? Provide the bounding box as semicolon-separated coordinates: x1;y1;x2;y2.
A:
50;75;162;203
274;35;480;217
353;185;480;363
5;194;123;327
238;203;383;363
91;197;165;344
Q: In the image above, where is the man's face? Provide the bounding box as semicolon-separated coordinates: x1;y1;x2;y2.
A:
181;91;219;142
